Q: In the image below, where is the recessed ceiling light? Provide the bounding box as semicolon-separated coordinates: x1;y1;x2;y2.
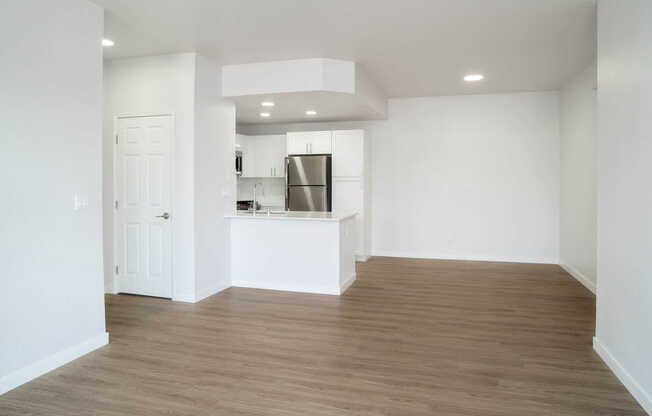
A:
305;110;317;116
464;74;484;82
102;39;115;47
260;112;271;118
261;101;275;107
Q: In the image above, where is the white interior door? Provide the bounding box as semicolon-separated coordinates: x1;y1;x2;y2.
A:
115;115;173;298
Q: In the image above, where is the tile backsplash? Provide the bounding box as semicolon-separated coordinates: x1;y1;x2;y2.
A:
237;177;285;208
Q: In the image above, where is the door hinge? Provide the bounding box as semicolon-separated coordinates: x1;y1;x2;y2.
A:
115;134;118;145
115;200;119;209
115;265;119;275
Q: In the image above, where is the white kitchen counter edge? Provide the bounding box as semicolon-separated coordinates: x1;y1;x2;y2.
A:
225;211;358;222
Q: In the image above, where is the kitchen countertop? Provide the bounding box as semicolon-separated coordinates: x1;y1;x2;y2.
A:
225;210;358;222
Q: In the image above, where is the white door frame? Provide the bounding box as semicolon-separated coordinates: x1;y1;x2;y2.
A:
112;113;176;297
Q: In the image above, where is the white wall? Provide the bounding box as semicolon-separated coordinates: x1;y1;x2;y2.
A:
193;55;236;301
223;59;354;97
0;0;107;394
373;93;560;262
237;178;286;208
559;64;597;292
594;0;652;413
104;53;236;302
240;91;561;263
103;54;197;300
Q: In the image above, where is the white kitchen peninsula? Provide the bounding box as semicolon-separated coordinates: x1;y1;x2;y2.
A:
227;211;358;295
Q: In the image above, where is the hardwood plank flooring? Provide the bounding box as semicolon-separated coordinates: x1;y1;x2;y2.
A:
0;257;645;415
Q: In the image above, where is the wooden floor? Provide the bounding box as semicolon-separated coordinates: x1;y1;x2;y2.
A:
0;258;645;415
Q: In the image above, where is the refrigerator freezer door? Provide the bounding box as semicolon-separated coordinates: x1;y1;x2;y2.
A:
287;155;328;186
288;186;328;212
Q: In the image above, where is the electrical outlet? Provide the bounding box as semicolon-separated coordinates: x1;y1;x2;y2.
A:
73;194;88;211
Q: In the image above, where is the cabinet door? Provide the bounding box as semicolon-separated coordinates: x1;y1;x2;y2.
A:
255;137;271;178
238;135;256;178
307;131;332;154
287;131;332;155
271;135;287;177
333;179;364;255
253;135;286;177
332;130;363;177
286;133;311;155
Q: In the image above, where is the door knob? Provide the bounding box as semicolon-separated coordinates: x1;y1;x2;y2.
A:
156;212;170;220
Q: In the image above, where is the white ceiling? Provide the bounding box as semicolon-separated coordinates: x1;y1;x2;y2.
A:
95;0;596;98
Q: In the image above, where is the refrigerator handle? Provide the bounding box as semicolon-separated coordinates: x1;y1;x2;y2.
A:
284;158;290;210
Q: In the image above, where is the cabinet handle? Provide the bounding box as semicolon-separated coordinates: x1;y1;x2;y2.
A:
306;143;309;154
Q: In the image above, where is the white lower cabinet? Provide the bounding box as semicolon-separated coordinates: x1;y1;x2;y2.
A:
333;178;366;258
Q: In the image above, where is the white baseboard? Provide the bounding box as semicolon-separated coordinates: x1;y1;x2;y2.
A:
232;281;340;296
340;273;357;294
195;282;231;302
560;263;596;294
356;255;370;262
104;284;118;295
0;332;109;396
173;292;197;303
371;250;557;265
104;277;119;295
593;337;652;414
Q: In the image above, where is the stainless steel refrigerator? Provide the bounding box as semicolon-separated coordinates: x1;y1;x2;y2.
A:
285;155;332;212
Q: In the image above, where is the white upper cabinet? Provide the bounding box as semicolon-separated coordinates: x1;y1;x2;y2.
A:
272;135;286;177
309;131;333;154
237;134;286;178
256;135;286;178
286;133;310;155
252;137;270;178
286;131;332;155
332;130;364;177
236;134;255;178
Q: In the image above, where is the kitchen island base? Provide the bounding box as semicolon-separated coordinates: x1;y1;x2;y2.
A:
227;212;357;295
